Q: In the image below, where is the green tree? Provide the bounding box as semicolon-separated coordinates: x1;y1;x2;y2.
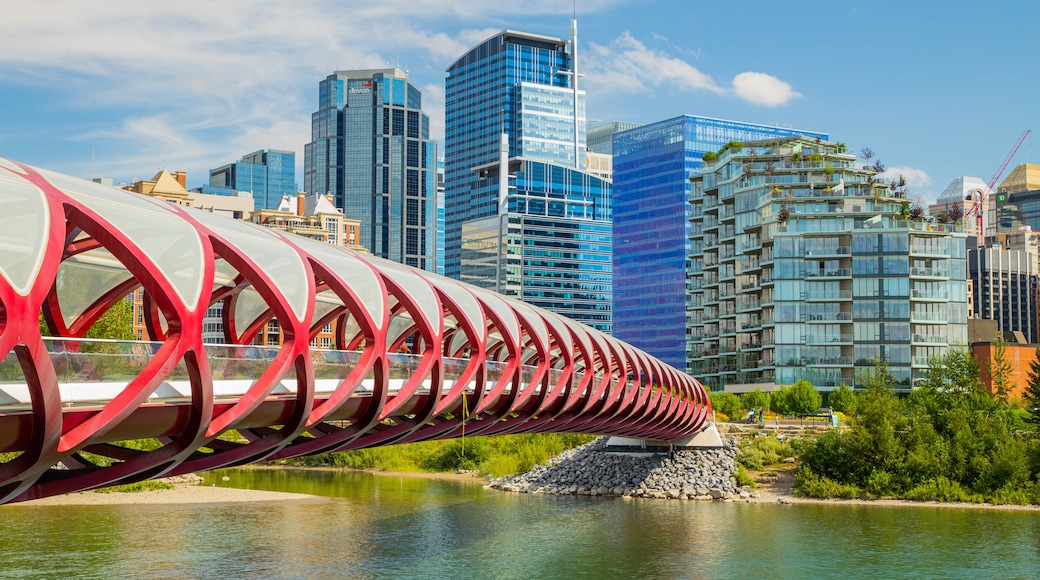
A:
787;379;823;415
924;348;983;393
709;391;741;417
990;336;1013;406
83;297;136;340
1023;347;1040;424
863;357;896;392
769;386;790;416
741;388;770;411
828;382;857;415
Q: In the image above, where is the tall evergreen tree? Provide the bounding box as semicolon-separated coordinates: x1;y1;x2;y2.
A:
1024;347;1040;423
990;336;1013;406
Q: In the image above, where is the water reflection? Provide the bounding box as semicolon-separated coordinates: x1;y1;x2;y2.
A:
1;469;1038;579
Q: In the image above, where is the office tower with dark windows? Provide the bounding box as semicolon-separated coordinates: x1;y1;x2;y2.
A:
969;230;1040;343
687;136;968;392
207;149;296;211
444;27;613;332
612;116;826;370
304;68;437;271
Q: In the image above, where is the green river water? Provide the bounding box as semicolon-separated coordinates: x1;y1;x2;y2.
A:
1;468;1038;579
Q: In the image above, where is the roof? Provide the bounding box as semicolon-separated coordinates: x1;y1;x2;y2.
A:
446;29;569;72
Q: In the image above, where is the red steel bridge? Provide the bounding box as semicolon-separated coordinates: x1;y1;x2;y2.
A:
0;159;711;504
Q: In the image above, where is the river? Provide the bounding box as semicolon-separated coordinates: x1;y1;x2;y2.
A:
2;468;1038;579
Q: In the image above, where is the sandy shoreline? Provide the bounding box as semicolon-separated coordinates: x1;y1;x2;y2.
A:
12;484;323;507
6;466;489;507
8;464;1039;511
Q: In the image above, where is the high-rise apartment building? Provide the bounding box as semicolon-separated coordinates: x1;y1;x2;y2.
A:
612;116;826;369
445;28;613;332
304;68;437;271
208;149;296;211
688;136;968;392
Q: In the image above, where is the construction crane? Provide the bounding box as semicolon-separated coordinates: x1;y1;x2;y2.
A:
966;129;1031;245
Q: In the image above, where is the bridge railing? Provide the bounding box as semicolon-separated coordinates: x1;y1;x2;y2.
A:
0;338;554;409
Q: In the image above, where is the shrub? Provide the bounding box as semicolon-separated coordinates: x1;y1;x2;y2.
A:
733;464;755;490
827;383;857;415
793;466;861;499
741;388;770;411
738;435;796;470
709;391;741;417
904;477;980;503
798;429;859;483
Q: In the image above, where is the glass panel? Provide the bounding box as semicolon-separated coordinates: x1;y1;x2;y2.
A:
233;287;270;336
290;236;385;329
0;168;49;295
56;250;134;328
190;210;309;322
40;168;205;307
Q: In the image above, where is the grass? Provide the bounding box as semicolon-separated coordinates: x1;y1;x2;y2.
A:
278;433;597;478
736;434;798;471
96;480;176;494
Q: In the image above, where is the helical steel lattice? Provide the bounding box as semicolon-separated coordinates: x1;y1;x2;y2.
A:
0;159;710;503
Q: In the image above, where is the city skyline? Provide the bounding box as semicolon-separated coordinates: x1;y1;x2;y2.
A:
1;1;1036;204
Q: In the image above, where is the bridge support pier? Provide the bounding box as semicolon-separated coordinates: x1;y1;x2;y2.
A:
604;422;723;452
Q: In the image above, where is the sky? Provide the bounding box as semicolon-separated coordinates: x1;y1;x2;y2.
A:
1;0;1037;204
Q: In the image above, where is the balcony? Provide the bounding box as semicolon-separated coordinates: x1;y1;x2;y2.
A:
912;334;948;345
805;334;853;344
804;268;851;279
804;312;852;323
803;356;853;366
803;290;853;301
804;246;851;257
911;289;949;301
910;312;949;323
910;267;950;279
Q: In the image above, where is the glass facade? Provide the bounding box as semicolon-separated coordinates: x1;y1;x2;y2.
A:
688;136;968;392
209;149;296;211
612;116;826;370
447;30;611;332
304;69;437;271
460;159;613;332
445;31;581;279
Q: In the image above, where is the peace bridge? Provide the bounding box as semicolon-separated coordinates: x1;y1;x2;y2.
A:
0;159;712;504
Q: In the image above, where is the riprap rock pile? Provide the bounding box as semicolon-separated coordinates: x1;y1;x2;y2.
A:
489;436;752;501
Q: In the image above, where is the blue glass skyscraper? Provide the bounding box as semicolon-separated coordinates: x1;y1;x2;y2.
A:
612;116;826;369
209;149;296;210
445;28;612;332
304;68;437;271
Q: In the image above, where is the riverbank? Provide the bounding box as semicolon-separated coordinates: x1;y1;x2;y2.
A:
10;473;321;507
750;463;1040;512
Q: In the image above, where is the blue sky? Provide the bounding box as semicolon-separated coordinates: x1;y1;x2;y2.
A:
1;0;1036;203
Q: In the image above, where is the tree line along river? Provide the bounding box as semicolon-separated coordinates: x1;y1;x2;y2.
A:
2;468;1038;579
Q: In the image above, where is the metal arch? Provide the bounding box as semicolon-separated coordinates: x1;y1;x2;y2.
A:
0;159;712;504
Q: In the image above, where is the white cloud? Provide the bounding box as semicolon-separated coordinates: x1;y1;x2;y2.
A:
422;83;447;145
585;31;724;96
0;1;574;182
731;72;802;107
880;166;933;191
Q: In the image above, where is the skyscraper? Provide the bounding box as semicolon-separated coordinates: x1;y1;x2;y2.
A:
612;116;826;369
208;149;296;211
304;68;437;271
445;27;613;332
